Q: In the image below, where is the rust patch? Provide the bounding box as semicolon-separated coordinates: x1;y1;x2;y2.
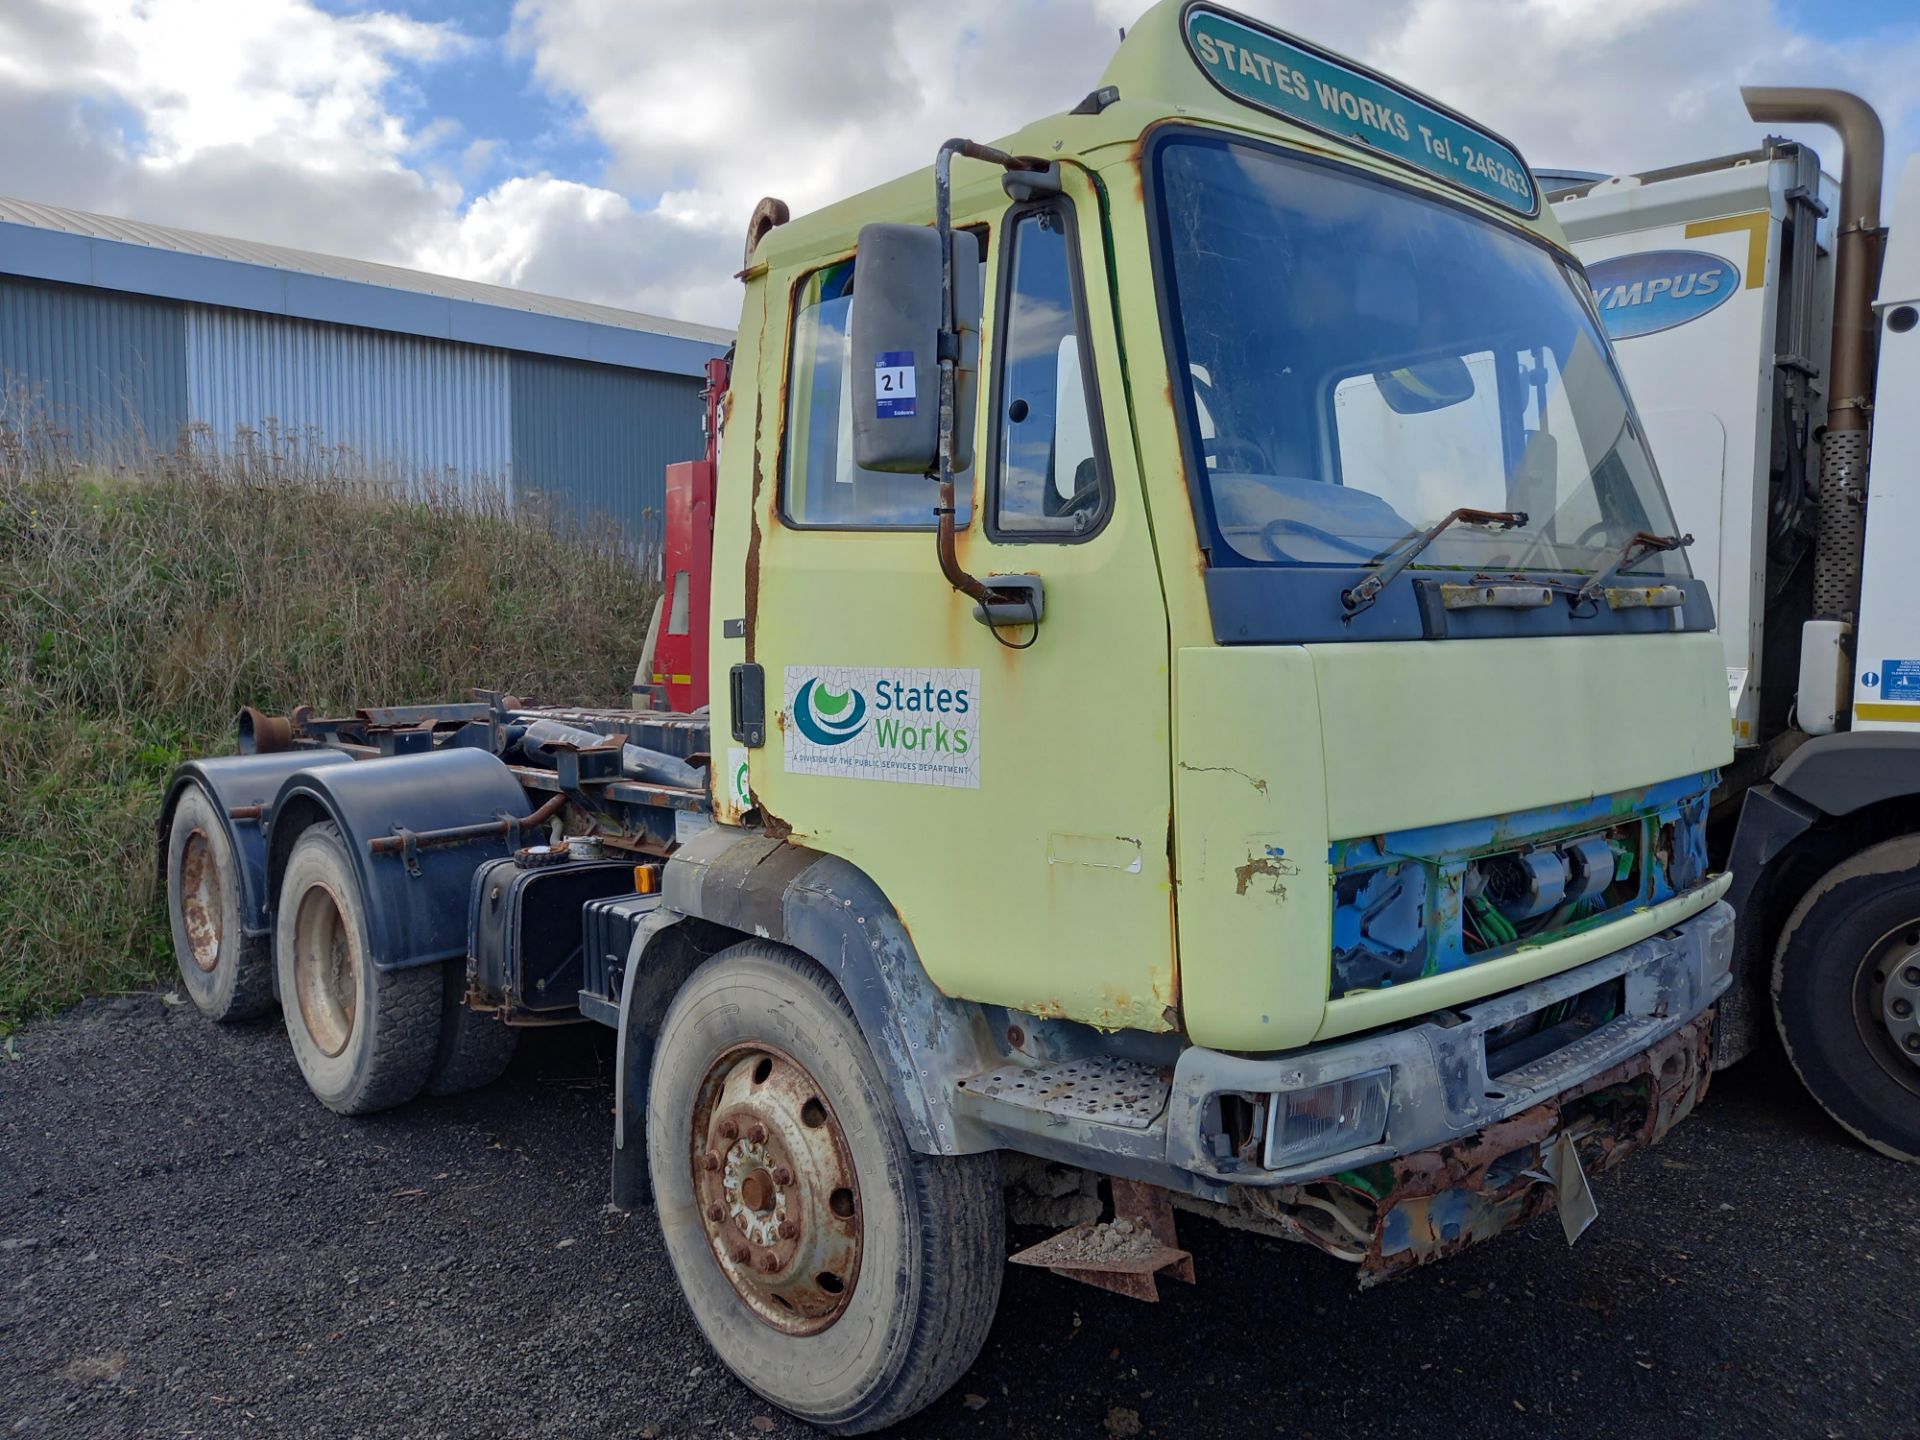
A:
1254;1013;1717;1284
1232;855;1296;898
743;505;763;664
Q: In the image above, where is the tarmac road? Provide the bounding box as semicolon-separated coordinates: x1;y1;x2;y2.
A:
2;991;1914;1440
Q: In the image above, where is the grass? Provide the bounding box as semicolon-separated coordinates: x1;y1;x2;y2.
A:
0;424;658;1031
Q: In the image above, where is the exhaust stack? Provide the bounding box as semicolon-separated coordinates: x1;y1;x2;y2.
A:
1742;88;1886;732
1741;87;1885;621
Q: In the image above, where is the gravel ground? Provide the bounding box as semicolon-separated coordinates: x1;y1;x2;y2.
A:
2;992;1914;1440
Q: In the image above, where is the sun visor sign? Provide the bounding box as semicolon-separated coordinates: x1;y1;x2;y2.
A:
1182;5;1538;217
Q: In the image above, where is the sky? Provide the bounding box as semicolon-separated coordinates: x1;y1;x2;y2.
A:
0;0;1916;330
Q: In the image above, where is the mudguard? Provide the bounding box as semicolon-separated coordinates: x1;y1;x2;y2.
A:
158;751;355;941
264;749;534;972
1720;730;1920;1063
652;824;1001;1157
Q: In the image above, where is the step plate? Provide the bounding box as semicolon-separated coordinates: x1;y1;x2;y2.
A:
956;1056;1172;1129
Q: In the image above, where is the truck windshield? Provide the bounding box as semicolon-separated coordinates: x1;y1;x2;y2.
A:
1152;133;1689;580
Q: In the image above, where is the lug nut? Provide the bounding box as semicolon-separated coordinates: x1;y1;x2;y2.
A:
1893;999;1915;1019
773;1166;794;1186
778;1220;799;1240
707;1203;725;1222
731;1245;750;1264
1904;966;1920;986
758;1253;780;1273
702;1151;720;1172
750;1124;767;1144
1906;1034;1920;1053
718;1120;739;1141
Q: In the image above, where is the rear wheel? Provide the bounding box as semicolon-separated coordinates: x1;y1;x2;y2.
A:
1774;837;1920;1163
275;823;441;1115
165;787;274;1022
646;940;1003;1434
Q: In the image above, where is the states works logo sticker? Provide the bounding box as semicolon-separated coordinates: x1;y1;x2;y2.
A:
792;677;869;746
783;666;980;788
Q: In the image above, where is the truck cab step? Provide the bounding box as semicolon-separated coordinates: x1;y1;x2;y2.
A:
956;1056;1171;1130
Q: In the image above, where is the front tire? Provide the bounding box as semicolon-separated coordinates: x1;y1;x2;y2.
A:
1774;836;1920;1163
165;786;274;1022
646;940;1003;1435
275;823;441;1115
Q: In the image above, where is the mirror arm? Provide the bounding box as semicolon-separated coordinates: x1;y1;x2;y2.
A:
932;139;1049;615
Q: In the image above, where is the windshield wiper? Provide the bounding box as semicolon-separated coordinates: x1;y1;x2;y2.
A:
1341;507;1528;617
1573;530;1693;606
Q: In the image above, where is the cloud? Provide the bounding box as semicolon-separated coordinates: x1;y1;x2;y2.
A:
415;174;736;324
0;0;1915;333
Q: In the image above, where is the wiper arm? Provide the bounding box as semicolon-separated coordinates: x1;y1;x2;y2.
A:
1573;530;1693;606
1341;507;1528;617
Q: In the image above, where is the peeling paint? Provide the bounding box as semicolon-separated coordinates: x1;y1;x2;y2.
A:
1179;761;1268;797
1234;854;1299;898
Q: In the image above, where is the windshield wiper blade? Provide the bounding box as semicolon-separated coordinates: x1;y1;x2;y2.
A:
1573;530;1693;606
1341;507;1528;617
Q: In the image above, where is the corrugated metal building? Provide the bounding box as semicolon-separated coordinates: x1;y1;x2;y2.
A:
0;196;733;546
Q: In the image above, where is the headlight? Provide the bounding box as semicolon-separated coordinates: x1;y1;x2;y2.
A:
1262;1069;1392;1170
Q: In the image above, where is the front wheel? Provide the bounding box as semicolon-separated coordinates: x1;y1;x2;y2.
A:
646;941;1003;1434
1774;837;1920;1163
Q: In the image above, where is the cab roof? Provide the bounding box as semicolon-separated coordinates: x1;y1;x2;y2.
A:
752;0;1565;272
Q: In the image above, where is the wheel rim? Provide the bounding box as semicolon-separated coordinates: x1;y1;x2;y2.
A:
1855;921;1920;1094
690;1044;863;1335
292;882;359;1058
179;829;224;974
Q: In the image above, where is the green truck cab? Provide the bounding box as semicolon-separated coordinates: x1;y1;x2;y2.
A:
161;4;1736;1432
690;1;1730;1424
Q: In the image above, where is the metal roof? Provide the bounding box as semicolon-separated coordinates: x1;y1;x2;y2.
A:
0;194;733;378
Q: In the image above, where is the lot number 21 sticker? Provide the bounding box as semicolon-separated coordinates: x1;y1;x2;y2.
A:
875;352;916;418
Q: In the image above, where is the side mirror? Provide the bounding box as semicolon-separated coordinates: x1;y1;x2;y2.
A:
850;224;981;474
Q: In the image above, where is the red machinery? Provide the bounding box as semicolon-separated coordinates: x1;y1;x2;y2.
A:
650;356;729;713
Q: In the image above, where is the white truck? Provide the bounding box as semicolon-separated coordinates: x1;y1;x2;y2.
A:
1548;90;1920;1162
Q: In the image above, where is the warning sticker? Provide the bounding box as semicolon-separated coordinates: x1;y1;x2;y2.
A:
1879;660;1920;701
874;351;916;418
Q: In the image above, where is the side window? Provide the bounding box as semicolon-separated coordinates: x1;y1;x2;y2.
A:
992;207;1106;538
782;257;974;528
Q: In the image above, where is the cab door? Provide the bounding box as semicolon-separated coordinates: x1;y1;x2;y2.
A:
744;168;1177;1033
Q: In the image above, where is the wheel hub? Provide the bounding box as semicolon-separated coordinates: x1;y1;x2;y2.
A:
180;829;224;974
292;882;358;1058
1867;931;1920;1073
691;1045;862;1334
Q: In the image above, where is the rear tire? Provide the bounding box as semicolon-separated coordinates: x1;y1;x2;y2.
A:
646;940;1003;1435
1774;837;1920;1163
425;962;520;1097
275;823;441;1115
165;786;274;1022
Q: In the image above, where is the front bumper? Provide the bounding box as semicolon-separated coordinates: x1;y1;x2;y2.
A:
1167;897;1735;1186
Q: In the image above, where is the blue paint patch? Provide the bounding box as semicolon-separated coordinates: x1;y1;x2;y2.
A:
1881;660;1920;699
1586;250;1738;340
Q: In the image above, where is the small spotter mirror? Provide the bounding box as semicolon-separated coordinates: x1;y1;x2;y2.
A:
1373;355;1476;415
